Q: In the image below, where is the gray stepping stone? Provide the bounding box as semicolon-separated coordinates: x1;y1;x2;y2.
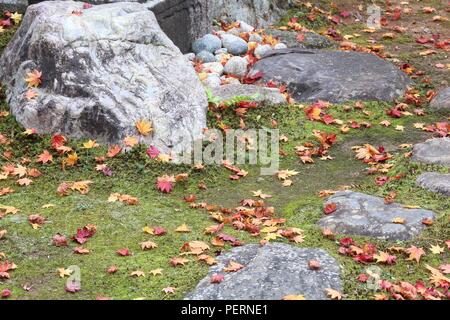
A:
318;191;435;241
430;87;450;111
186;243;341;300
412;138;450;167
416;172;450;196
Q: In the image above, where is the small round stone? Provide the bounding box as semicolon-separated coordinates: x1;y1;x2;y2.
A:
221;76;241;85
214;48;228;55
203;74;221;88
227;21;255;35
249;33;263;43
274;43;288;50
223;56;248;77
202;62;224;76
221;34;249;56
192;34;222;54
196;51;216;63
184;53;196;61
237;21;255;33
254;44;272;58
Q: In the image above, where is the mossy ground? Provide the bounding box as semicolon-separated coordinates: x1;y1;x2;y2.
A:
0;1;449;300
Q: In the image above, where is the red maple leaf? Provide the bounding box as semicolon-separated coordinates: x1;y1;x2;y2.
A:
296;33;305;42
211;274;225;284
324;202;337;214
153;226;167;236
386;107;402;118
72;227;95;244
146;146;160;159
242;71;263;84
51;134;66;149
52;233;68;247
339;237;354;247
116;248;132;256
375;176;389;186
322;114;335;125
357;274;369;282
156;175;175;193
340;10;351;18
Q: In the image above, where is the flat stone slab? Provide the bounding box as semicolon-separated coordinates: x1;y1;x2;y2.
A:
318;191;435;241
416;172;450;196
430;87;450;111
186;243;341;300
211;84;287;106
412;138;450;167
249;48;411;103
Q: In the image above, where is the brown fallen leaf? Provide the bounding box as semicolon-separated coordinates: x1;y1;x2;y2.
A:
325;288;342;300
223;261;244;272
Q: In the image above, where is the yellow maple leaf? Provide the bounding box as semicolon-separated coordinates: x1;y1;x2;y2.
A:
0;205;19;214
123;136;138;147
429;244;444;255
142;226;154;234
150;268;163;276
11;12;22;24
65;153;78;167
135;120;153;136
70;180;92;194
392;217;405;224
82;140;98;149
252;190;272;199
175;223;191;233
276;169;299;180
354;144;379;160
57;267;73;278
157;153;171;163
130;270;145;277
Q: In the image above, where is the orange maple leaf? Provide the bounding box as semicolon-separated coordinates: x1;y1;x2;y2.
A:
36;150;53;164
406;246;425;263
25;70;42;87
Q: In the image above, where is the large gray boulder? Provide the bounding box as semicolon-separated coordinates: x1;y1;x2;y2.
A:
249;48;412;103
2;0;211;53
186;243;342;300
318;191;435;241
210;0;292;28
412;138;450;167
416;172;450;196
0;1;207;153
430;87;450;111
